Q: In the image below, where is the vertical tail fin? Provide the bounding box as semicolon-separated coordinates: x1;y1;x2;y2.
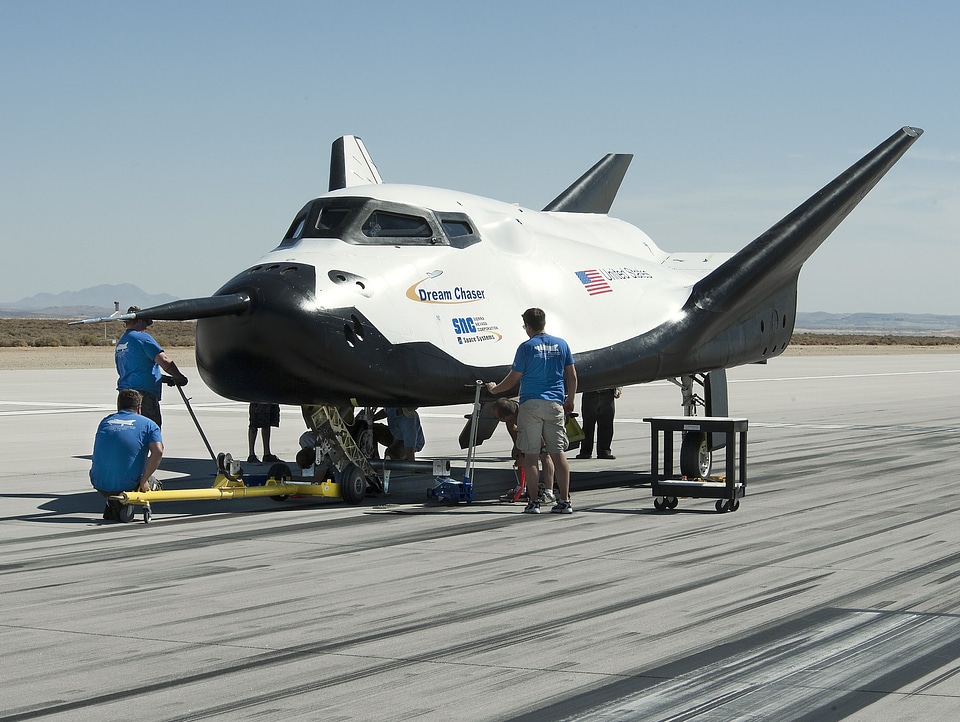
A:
542;153;633;213
329;135;383;191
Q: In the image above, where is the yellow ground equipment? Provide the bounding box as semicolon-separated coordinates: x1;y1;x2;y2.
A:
109;391;383;524
110;456;349;524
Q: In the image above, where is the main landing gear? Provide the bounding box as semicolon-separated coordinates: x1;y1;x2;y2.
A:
669;369;729;479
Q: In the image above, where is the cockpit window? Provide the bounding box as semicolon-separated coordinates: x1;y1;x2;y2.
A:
282;205;309;243
275;197;481;249
361;211;432;239
316;206;352;233
442;219;473;237
437;212;481;248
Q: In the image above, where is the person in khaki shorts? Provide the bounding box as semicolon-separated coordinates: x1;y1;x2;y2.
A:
485;308;577;515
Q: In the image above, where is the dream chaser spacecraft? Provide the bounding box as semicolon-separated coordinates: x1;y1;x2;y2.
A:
100;127;922;473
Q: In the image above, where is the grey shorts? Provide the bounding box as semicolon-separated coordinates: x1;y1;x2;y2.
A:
517;398;567;455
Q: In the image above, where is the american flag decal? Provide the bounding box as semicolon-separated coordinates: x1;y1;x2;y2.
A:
575;269;613;296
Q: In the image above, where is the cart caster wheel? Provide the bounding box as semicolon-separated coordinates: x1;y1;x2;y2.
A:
667;497;679;509
716;499;725;513
143;507;152;524
118;504;135;523
654;497;666;511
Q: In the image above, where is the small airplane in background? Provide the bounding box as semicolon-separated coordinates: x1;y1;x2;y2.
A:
75;126;922;487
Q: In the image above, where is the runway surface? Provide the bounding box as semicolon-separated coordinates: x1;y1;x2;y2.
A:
2;353;959;720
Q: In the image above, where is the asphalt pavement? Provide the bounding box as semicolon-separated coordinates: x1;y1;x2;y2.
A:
2;353;959;720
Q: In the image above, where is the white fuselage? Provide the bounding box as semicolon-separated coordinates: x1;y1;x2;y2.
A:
258;184;728;366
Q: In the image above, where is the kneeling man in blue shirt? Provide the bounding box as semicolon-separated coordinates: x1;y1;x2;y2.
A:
90;389;163;521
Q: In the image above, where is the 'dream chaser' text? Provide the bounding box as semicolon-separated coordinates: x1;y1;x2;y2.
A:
418;287;487;302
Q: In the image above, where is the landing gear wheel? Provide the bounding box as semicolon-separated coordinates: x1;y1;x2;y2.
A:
667;496;679;509
681;432;711;479
340;463;367;505
716;499;725;513
654;497;666;511
267;463;292;501
118;504;135;523
355;427;380;460
729;499;740;512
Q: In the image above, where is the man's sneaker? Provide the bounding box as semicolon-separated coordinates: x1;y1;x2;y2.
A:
523;500;541;514
551;499;573;514
539;488;556;504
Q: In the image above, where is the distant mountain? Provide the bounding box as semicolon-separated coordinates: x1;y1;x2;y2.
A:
0;284;178;318
795;312;960;336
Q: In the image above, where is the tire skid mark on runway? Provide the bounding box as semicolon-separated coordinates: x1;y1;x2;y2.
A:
167;560;960;720
0;563;764;718
510;608;960;722
6;516;960;719
7;507;880;719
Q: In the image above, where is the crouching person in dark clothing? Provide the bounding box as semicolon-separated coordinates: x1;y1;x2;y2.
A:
90;389;163;521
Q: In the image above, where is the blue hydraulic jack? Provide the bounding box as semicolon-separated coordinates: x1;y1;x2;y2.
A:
427;381;483;505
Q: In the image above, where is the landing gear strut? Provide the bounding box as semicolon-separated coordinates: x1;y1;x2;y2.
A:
670;374;714;478
301;405;383;503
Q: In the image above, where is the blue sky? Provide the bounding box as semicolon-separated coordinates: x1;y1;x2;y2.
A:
1;0;956;314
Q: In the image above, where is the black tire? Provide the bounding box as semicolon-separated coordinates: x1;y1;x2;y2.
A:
653;497;666;511
340;463;367;505
356;427;380;460
118;504;136;523
716;499;725;513
267;463;292;501
680;432;711;479
667;496;679;509
267;463;292;481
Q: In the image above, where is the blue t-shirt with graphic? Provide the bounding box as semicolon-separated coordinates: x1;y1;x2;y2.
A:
89;410;163;492
115;330;164;398
511;333;574;404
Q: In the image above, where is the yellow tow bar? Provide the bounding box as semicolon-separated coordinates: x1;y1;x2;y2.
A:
110;474;343;523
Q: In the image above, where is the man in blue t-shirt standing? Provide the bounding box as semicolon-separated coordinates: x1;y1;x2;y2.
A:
115;306;188;427
90;389;164;521
486;308;577;515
